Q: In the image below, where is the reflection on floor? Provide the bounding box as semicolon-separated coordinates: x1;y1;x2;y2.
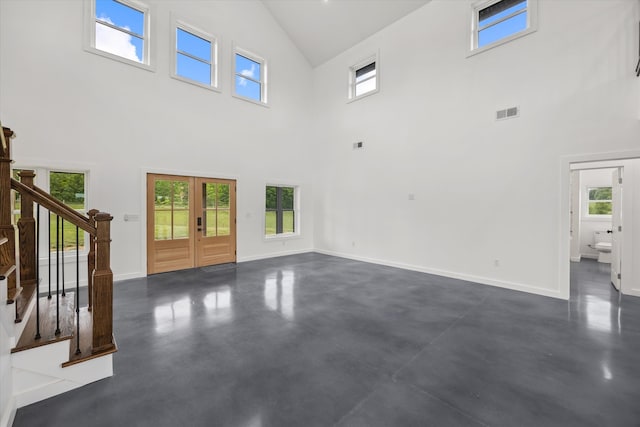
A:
13;254;640;426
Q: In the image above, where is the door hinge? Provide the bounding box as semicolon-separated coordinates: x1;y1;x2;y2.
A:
619;178;623;184
618;273;621;280
619;226;622;232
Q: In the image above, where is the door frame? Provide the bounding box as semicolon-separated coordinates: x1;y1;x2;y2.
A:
560;150;640;299
140;168;239;277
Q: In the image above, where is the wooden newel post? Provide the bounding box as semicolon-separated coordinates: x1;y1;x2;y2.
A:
92;211;115;353
17;170;36;287
87;209;99;311
0;126;18;301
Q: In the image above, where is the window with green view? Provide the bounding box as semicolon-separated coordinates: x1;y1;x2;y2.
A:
49;171;86;251
588;187;612;215
265;186;295;236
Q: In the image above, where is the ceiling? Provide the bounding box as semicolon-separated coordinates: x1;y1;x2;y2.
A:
261;0;430;67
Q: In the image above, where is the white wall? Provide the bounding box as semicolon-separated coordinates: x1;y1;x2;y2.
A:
627;161;640;296
578;169;615;259
312;0;640;299
569;170;580;261
0;277;16;427
0;0;316;280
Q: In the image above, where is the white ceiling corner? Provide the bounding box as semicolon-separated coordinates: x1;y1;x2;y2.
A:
261;0;430;67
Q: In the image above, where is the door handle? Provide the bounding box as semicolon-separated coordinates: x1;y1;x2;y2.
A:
197;217;202;231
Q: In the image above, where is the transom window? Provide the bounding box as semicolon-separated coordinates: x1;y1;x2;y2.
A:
588;187;612;216
233;47;268;105
87;0;151;67
349;53;379;101
172;19;218;90
265;186;296;236
471;0;537;53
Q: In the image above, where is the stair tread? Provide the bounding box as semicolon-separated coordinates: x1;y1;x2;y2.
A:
13;282;36;323
0;263;15;280
12;292;76;353
63;307;117;367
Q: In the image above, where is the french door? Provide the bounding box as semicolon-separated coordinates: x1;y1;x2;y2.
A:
147;174;236;274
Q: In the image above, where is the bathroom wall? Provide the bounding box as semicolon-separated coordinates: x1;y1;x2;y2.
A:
578;169;615;259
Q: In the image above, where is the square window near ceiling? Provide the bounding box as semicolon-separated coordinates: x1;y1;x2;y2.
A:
88;0;151;68
348;53;379;102
470;0;537;54
171;19;218;90
233;47;267;105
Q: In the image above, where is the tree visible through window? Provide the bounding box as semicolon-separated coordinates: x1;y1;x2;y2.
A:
588;187;612;215
265;186;295;236
49;171;86;251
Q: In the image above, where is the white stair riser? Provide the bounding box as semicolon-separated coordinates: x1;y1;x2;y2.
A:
12;341;113;408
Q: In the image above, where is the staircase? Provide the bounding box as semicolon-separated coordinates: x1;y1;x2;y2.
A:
0;125;116;426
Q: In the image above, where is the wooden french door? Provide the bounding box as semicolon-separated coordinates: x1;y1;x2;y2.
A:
147;174;236;274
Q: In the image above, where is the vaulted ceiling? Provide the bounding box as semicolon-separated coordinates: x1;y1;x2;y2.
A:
261;0;430;67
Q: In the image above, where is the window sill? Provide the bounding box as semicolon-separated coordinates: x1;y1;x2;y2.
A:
347;88;379;104
467;27;537;58
84;46;155;72
170;74;221;93
264;233;301;242
39;252;89;264
582;215;612;222
232;93;269;108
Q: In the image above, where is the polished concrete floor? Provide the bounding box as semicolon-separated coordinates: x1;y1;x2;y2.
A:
13;254;640;426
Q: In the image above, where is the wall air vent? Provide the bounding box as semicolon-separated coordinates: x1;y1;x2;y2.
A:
496;106;520;121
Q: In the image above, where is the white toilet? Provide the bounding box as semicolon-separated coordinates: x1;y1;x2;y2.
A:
593;230;612;263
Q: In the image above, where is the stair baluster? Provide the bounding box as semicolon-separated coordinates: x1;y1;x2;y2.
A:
35;204;41;340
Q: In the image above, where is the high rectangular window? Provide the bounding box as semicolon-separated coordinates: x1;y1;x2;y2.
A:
349;53;379;101
233;47;268;105
588;187;612;216
265;186;296;236
87;0;151;68
172;19;218;90
471;0;537;53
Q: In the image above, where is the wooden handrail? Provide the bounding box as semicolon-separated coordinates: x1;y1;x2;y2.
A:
10;179;96;235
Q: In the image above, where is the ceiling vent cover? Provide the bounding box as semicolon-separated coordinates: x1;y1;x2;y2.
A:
496;106;519;121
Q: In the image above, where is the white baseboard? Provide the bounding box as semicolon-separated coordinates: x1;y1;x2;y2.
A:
238;248;314;263
114;272;144;282
570;256;581;262
580;253;598;260
314;249;565;300
0;397;16;427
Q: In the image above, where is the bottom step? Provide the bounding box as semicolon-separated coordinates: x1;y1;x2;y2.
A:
12;339;114;408
11;293;75;353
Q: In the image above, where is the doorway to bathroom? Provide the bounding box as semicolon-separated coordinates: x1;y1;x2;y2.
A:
569;166;619;294
566;157;640;298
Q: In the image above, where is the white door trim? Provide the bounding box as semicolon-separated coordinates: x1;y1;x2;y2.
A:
560;150;640;299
